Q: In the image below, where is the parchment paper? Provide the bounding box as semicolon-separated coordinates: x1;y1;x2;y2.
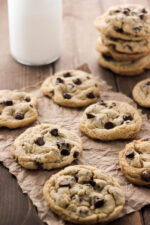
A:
0;64;150;225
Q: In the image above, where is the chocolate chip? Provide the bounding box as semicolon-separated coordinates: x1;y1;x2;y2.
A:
73;151;79;158
34;137;45;146
15;113;24;120
142;8;147;13
59;180;71;188
61;149;70;156
104;122;115;129
86;113;95;119
99;100;106;106
34;160;43;169
50;90;55;96
24;96;31;102
114;10;120;13
144;138;150;141
139;13;144;20
114;26;123;33
4;100;13;106
86;76;90;79
94;198;104;208
29;104;33;108
123;114;133;121
73;78;82;85
146;81;150;85
141;171;150;182
63;72;71;77
64;93;71;99
133;26;141;33
86;92;95;99
112;102;116;106
56;77;64;83
83;180;96;187
50;128;59;136
126;45;133;51
125;150;135;159
123;8;130;15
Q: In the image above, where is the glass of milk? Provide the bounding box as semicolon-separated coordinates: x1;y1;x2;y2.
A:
8;0;62;66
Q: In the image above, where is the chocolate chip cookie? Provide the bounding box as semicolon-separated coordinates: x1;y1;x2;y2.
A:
96;37;147;61
0;90;38;128
11;124;82;170
95;5;150;40
132;78;150;107
41;70;100;107
80;100;142;141
43;165;125;224
98;52;150;76
102;35;150;54
119;138;150;186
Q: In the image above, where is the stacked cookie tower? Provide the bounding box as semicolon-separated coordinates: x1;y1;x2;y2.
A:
94;4;150;76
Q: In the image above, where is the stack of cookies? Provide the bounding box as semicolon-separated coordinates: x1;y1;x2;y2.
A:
94;4;150;76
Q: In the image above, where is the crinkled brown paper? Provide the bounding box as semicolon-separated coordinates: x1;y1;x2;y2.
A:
0;64;150;225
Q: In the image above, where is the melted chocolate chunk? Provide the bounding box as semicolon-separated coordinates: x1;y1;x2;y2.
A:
73;78;82;85
125;150;134;159
4;100;13;106
144;138;150;141
94;198;104;208
59;180;71;188
123;114;133;121
139;13;144;20
141;171;150;182
73;151;79;158
57;77;64;83
114;10;120;13
50;90;55;96
104;122;115;129
61;149;70;156
86;113;95;119
34;160;43;169
142;8;147;13
146;81;150;85
63;72;71;77
64;93;71;99
99;100;106;106
35;137;45;146
29;104;33;108
15;113;24;120
123;8;130;15
24;96;31;102
50;128;59;136
86;92;95;99
114;26;123;33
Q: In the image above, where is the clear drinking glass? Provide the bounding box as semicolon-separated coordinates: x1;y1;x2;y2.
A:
8;0;62;66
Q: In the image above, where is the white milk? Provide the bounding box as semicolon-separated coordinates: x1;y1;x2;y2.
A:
8;0;62;66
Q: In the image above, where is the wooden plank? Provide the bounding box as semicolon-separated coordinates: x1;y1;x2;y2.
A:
0;164;43;225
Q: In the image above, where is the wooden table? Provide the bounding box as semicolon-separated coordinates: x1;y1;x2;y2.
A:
0;0;150;224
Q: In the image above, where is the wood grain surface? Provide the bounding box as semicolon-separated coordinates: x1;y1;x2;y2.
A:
0;0;149;225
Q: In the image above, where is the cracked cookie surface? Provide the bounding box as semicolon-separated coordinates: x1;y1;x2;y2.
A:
119;138;150;186
0;90;38;128
43;165;125;224
80;100;142;141
41;70;100;107
95;5;150;40
11;124;82;170
132;78;150;107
